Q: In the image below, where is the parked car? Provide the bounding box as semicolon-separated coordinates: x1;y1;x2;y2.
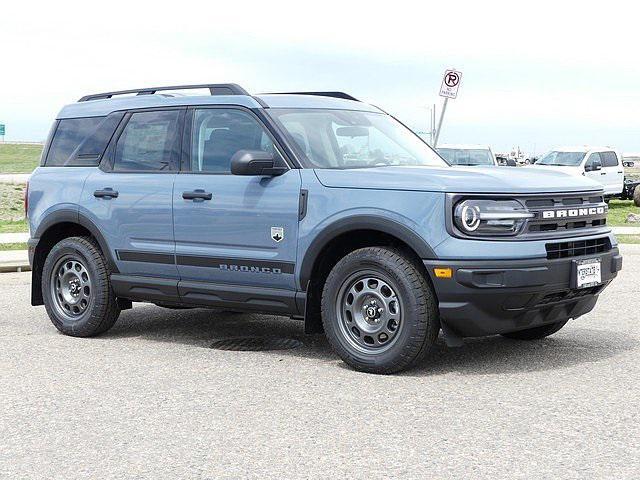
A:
436;144;498;166
495;154;517;167
532;147;625;198
27;84;622;374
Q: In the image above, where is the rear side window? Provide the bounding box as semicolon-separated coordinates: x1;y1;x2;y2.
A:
45;117;103;166
601;151;619;167
113;110;180;172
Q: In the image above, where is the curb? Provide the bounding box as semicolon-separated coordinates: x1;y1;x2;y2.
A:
0;263;31;273
0;250;30;273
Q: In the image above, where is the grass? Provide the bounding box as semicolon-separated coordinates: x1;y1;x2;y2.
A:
0;143;43;173
0;220;28;233
616;235;640;244
607;199;640;226
0;183;27;230
0;242;28;251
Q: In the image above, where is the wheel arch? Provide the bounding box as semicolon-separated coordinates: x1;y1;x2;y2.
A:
31;210;117;306
299;215;435;289
299;215;436;334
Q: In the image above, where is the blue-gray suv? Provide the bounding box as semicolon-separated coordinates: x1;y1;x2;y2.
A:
27;84;622;373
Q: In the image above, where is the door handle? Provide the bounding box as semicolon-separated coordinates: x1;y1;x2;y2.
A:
600;172;607;175
182;189;212;201
94;188;119;199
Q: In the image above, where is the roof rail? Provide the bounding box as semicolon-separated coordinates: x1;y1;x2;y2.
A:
78;83;250;102
270;91;360;102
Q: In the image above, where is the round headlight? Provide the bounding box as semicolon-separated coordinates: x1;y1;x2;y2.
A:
453;199;533;236
460;204;481;231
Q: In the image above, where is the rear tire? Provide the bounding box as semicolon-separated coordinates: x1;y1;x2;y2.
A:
321;247;439;374
42;236;120;337
501;320;568;340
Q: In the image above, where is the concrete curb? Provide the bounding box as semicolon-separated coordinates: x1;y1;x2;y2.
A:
0;173;30;184
0;250;30;273
612;226;640;235
0;232;29;244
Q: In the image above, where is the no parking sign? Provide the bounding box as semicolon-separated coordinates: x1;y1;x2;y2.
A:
439;69;462;99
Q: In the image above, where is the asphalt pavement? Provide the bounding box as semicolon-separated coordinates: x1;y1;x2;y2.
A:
1;246;639;479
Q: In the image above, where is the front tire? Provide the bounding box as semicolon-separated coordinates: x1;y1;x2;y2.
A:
42;236;120;337
321;247;439;374
501;320;568;340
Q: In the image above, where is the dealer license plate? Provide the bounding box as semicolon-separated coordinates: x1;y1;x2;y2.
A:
576;258;602;289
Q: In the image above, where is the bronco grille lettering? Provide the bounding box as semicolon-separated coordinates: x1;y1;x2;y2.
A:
542;207;606;219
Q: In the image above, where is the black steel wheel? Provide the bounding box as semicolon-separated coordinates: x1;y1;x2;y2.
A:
321;247;439;374
42;237;120;337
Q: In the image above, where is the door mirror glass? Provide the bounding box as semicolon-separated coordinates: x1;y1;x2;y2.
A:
231;150;286;176
586;159;602;172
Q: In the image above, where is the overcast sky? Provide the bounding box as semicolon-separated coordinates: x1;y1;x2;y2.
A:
1;0;638;155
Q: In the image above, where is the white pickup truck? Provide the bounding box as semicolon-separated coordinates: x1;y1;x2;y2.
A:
531;146;624;198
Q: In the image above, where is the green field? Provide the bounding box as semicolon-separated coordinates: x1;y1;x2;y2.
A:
0;143;43;173
0;242;28;251
616;235;640;244
607;199;640;226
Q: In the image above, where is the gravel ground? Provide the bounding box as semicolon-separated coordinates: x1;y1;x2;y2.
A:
1;246;639;479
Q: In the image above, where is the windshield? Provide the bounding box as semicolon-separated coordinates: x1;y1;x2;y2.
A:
267;109;447;169
437;148;494;166
536;151;586;166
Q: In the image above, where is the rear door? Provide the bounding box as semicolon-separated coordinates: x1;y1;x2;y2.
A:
172;107;301;291
80;109;184;278
600;151;624;195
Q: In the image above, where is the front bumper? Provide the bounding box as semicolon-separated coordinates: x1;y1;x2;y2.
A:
424;247;622;337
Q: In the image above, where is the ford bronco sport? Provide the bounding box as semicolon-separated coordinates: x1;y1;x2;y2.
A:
27;84;622;373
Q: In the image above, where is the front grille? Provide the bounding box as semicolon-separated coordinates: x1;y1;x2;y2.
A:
525;194;607;234
545;237;611;260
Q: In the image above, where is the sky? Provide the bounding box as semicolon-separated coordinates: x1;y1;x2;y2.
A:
1;0;639;155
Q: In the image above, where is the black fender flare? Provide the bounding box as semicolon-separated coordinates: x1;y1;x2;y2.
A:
298;215;436;290
33;208;119;274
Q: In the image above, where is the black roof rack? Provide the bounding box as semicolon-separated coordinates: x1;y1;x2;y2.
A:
78;83;250;102
268;91;360;102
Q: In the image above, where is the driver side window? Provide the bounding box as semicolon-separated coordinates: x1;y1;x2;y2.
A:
190;109;280;174
585;153;601;170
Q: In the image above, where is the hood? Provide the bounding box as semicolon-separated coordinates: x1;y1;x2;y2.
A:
530;164;583;177
314;166;601;194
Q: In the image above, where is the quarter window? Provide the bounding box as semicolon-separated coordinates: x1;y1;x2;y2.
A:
45;117;103;166
113;110;179;171
190;109;280;173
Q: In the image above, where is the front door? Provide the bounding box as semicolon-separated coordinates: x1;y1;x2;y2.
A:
80;109;183;278
585;152;606;191
173;107;301;291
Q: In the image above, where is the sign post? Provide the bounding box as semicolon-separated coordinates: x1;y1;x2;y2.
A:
433;69;462;147
0;124;5;142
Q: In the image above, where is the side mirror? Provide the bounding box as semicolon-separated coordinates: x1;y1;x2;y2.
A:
230;150;286;176
586;159;602;172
